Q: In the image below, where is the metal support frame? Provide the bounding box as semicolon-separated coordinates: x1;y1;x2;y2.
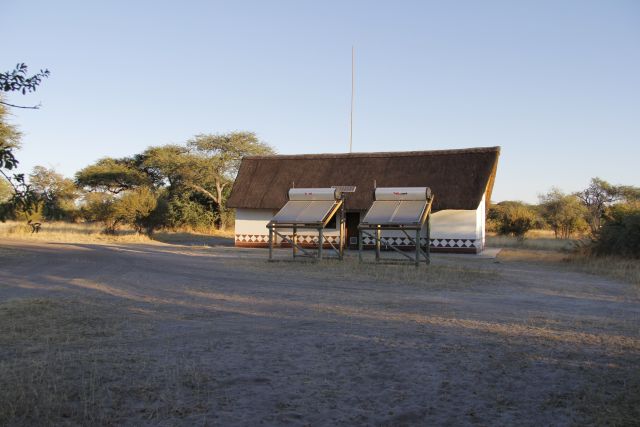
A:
267;199;346;262
357;197;434;267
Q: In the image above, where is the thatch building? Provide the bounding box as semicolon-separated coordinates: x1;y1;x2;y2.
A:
227;146;500;253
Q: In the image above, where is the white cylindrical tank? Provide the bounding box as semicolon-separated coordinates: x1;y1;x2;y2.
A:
288;188;337;201
374;187;431;201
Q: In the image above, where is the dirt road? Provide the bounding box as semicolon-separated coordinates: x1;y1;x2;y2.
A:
1;239;639;425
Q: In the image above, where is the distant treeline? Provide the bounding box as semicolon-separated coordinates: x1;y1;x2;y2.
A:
489;178;640;258
0;132;274;234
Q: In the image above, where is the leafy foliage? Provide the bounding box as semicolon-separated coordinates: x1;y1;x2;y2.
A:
78;132;274;230
576;178;619;236
488;201;537;239
594;203;640;258
539;189;588;239
81;188;162;235
29;166;79;220
187;132;274;218
75;158;153;194
0;63;50;96
0;63;49;220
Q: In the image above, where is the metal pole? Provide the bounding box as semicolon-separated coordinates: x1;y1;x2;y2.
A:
292;226;297;258
349;46;354;153
339;204;345;260
268;226;273;261
426;214;431;265
375;226;381;262
415;228;420;267
318;227;324;260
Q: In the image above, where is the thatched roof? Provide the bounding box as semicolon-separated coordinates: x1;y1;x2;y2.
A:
227;146;500;212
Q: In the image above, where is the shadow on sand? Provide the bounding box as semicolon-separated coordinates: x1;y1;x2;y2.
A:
151;232;234;247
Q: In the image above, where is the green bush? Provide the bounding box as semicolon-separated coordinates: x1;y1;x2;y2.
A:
539;189;588;239
489;202;537;239
165;194;217;231
594;203;640;258
80;188;162;235
112;187;158;234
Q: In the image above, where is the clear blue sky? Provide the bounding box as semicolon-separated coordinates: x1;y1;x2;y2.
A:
3;0;639;203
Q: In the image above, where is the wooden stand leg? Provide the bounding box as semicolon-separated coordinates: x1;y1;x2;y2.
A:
415;228;420;267
292;226;297;258
426;215;431;265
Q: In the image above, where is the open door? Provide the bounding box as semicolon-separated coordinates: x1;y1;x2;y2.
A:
346;212;361;249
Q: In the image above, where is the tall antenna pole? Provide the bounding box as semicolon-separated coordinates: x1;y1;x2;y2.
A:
349;46;354;153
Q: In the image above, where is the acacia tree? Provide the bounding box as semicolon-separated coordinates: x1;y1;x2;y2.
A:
29;166;79;220
576;178;619;236
540;188;588;239
0;63;50;220
76;132;274;230
75;157;155;194
187;132;274;214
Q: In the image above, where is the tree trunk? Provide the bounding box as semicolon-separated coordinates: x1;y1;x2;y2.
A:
215;182;226;229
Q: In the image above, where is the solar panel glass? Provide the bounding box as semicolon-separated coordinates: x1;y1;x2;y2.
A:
271;200;338;224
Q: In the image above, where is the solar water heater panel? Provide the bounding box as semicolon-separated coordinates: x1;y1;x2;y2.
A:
271;200;338;224
362;200;426;225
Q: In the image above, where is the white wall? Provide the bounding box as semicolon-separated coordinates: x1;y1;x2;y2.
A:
234;208;341;245
235;209;274;235
429;209;478;239
235;193;487;251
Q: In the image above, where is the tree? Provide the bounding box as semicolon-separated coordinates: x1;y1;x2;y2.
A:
0;178;11;202
80;187;161;235
576;178;619;236
29;166;79;220
540;189;588;239
489;201;537;239
76;132;274;231
75;157;154;194
594;203;640;258
618;185;640;204
187;132;274;213
112;187;159;234
0;63;50;109
0;63;50;220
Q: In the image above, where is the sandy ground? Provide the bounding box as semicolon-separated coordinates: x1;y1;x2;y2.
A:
1;238;639;426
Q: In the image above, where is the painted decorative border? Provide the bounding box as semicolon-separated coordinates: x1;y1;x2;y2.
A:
235;234;482;252
235;234;339;244
361;236;480;249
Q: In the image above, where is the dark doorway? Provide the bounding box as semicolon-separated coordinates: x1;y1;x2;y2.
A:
346;212;361;249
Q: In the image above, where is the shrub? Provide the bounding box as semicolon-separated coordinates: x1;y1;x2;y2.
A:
594;203;640;258
489;202;537;239
80;188;161;235
539;189;588;239
112;187;158;234
80;192;117;233
165;194;217;231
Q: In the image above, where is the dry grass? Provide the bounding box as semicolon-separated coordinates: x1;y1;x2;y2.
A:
238;255;499;288
0;298;214;425
496;248;569;263
0;220;235;245
486;232;577;252
496;247;640;287
566;255;640;287
0;220;152;243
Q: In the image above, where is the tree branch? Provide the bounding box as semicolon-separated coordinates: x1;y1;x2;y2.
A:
0;101;41;110
188;183;219;204
0;169;19;193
